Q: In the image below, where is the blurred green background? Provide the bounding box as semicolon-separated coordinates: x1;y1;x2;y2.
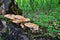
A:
16;0;60;39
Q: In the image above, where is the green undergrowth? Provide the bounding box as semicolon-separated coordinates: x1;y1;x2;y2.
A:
16;0;60;39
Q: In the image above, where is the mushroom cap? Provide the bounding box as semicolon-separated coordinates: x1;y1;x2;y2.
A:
24;22;39;30
4;14;30;23
4;14;15;19
4;14;25;20
12;18;30;23
24;18;30;22
15;15;25;20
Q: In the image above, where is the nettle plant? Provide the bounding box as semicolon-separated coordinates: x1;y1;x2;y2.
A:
16;0;60;39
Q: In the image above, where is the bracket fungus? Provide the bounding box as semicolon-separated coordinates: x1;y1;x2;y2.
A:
4;14;39;31
12;18;30;23
4;14;30;23
4;14;15;19
24;22;39;31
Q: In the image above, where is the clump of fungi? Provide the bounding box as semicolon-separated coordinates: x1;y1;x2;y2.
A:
4;14;39;32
